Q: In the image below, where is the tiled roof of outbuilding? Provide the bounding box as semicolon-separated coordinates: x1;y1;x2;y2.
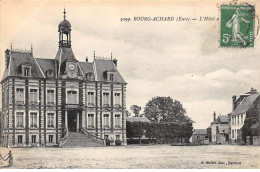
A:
231;94;260;116
193;129;207;135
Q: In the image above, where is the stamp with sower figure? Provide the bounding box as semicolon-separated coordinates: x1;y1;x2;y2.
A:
220;3;255;48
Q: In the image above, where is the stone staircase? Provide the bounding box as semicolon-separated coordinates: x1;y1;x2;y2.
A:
63;132;105;147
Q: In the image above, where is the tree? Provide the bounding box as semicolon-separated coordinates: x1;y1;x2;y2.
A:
126;121;147;144
144;97;187;123
130;105;142;117
241;117;258;143
144;96;193;143
125;110;131;117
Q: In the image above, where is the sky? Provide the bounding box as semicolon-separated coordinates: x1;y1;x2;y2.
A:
0;0;260;129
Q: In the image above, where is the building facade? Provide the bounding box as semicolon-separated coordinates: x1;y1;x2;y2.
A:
1;10;127;147
230;88;260;144
210;112;229;144
191;129;209;145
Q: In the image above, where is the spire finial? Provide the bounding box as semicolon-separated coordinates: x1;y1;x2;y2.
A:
94;50;96;59
10;43;12;51
31;44;33;54
63;8;66;20
111;52;113;60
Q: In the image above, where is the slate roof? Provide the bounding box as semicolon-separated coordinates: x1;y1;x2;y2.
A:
2;49;126;84
231;94;260;116
193;129;207;135
79;62;94;75
36;58;56;78
126;117;150;123
2;51;45;79
218;116;229;123
94;59;126;83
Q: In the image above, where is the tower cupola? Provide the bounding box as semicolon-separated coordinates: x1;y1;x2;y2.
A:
58;8;71;48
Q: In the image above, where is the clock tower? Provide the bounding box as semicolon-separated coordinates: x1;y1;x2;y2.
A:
55;9;83;79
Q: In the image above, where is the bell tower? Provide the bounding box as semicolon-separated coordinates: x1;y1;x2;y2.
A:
58;8;71;48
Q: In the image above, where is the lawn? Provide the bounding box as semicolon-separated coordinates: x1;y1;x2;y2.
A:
0;145;259;169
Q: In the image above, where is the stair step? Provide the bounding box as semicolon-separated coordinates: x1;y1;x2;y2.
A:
63;132;105;147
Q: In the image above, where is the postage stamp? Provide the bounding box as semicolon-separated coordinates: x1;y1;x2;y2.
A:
220;4;255;48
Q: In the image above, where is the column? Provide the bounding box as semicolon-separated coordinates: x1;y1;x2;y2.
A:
65;111;68;129
82;111;85;129
77;112;79;132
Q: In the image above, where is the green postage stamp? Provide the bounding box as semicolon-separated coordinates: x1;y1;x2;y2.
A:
220;4;255;48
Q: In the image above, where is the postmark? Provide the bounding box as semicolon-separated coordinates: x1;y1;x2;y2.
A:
220;3;255;48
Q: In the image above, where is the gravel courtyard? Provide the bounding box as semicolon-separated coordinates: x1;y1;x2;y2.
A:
0;145;259;169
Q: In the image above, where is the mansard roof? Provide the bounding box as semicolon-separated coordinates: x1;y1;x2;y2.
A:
79;62;94;75
55;47;77;72
94;59;126;83
231;93;260;116
36;58;57;78
2;51;45;80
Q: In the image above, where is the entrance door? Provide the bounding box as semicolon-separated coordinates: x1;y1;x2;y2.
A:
68;112;77;132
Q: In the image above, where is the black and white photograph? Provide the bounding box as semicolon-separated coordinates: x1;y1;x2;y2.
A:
0;0;259;169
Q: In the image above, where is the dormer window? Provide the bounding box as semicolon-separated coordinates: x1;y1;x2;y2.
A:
86;72;94;81
109;74;114;82
21;64;32;77
46;70;54;78
24;67;30;76
104;70;116;82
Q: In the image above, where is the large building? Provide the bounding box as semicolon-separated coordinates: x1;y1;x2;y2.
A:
230;88;260;144
1;10;127;147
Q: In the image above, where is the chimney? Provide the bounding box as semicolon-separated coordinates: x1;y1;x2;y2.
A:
113;58;118;67
5;49;10;69
232;95;237;111
249;88;258;94
86;56;88;62
213;111;216;122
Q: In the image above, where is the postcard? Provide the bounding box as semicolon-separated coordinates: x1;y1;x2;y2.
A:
0;0;259;169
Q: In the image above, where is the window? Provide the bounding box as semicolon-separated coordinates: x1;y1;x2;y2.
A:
87;114;94;128
232;117;234;124
24;67;30;76
241;115;244;124
115;114;121;128
114;93;120;106
47;90;55;105
104;135;109;140
47;113;54;128
67;91;77;104
103;93;109;106
116;135;120;141
109;74;114;82
18;135;23;144
32;135;36;144
234;116;236;125
103;114;109;128
16;88;24;104
16;112;24;128
238;115;240;124
49;135;53;143
30;113;37;128
87;92;94;106
29;89;38;104
232;130;234;138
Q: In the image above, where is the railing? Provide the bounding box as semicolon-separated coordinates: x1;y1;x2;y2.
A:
81;128;106;145
59;126;69;147
0;151;13;167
